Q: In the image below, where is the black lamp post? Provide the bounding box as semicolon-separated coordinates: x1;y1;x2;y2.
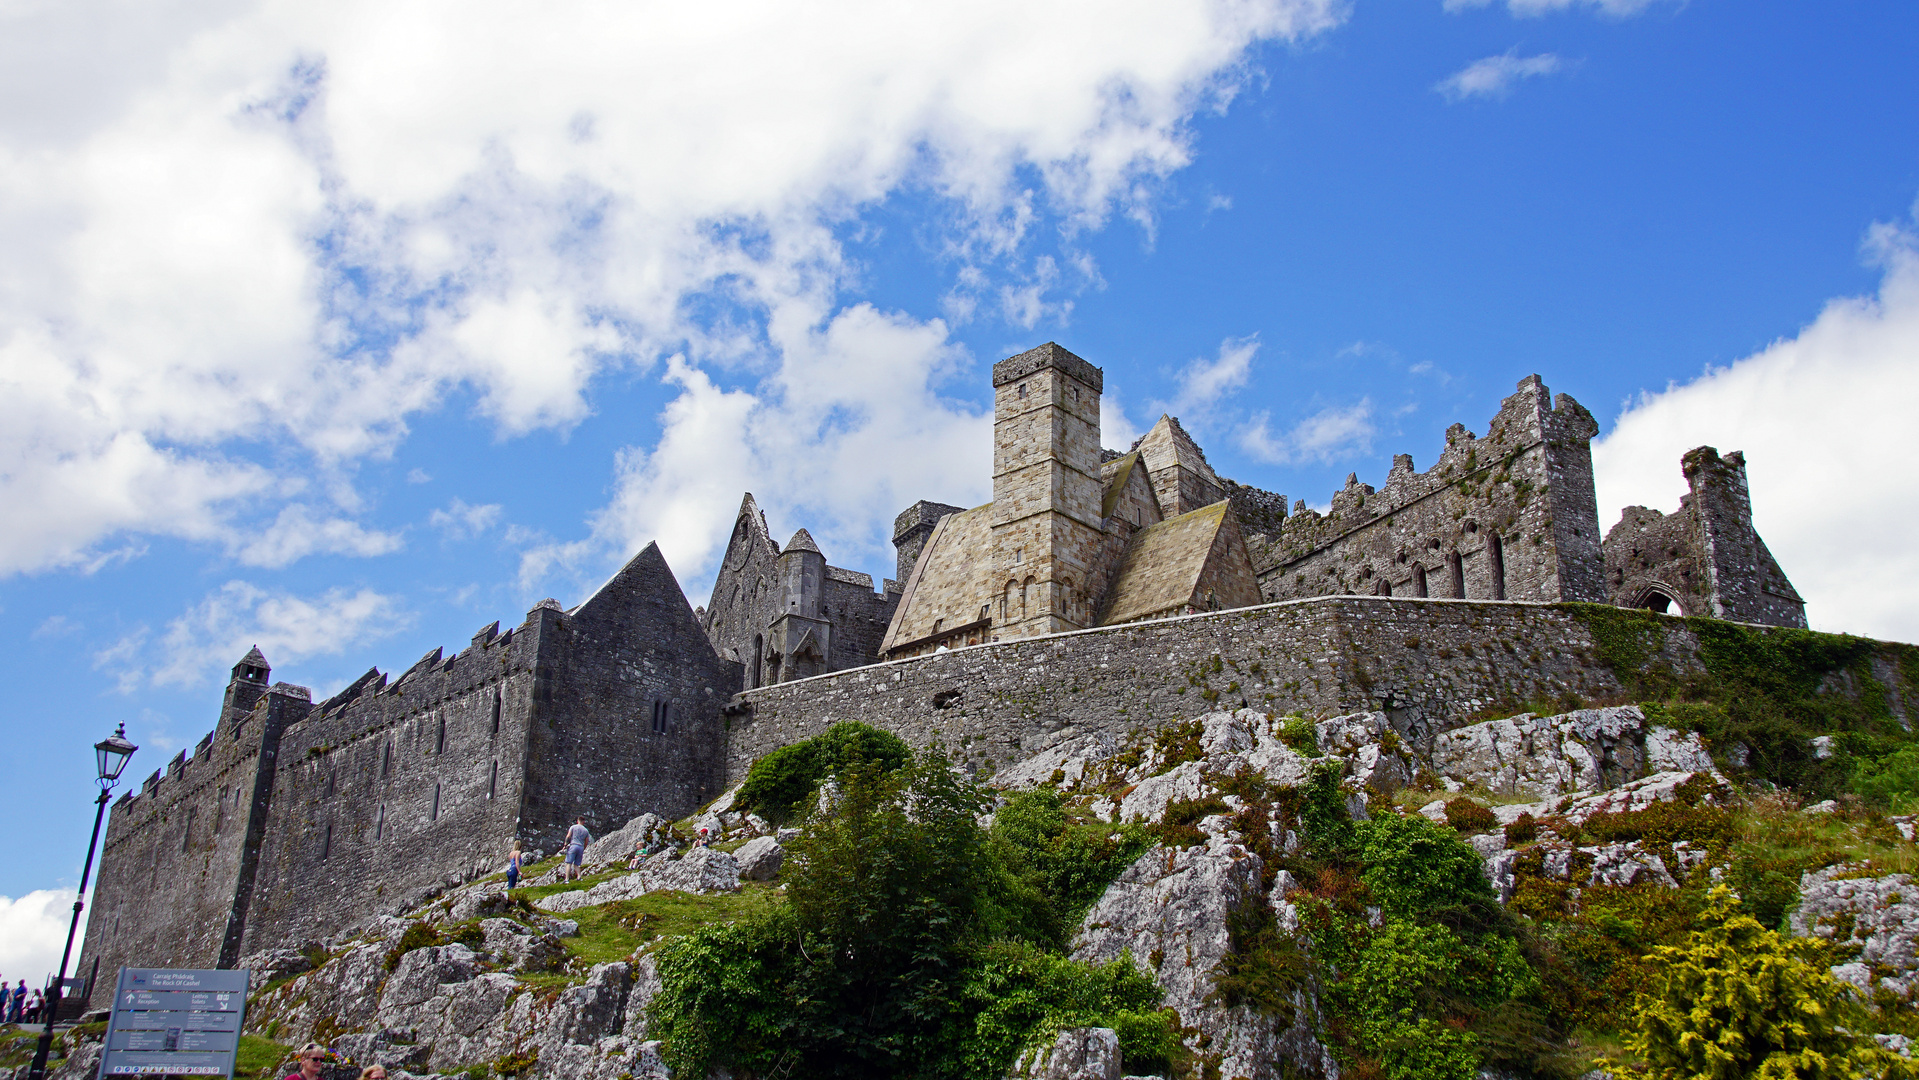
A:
26;723;136;1080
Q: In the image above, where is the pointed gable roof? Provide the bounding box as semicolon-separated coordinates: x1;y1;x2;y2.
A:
1133;414;1220;483
783;528;821;555
1096;501;1261;626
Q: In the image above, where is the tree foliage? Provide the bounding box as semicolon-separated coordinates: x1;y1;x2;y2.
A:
650;747;1164;1080
1613;886;1912;1080
733;720;911;824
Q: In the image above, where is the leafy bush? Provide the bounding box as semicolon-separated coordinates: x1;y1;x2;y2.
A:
1276;715;1321;757
1611;886;1912;1079
1355;812;1496;921
990;790;1152;939
1852;746;1919;813
650;748;1161;1080
1504;812;1539;846
1152;795;1228;850
733;721;910;823
383;922;442;970
1442;798;1498;833
957;942;1174;1077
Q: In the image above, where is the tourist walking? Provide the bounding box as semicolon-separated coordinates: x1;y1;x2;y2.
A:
563;817;591;882
505;843;525;889
8;980;24;1023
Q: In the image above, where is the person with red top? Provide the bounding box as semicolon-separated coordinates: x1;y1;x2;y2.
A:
286;1043;327;1079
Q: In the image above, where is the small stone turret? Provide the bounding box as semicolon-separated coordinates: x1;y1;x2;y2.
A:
767;529;832;683
221;646;271;730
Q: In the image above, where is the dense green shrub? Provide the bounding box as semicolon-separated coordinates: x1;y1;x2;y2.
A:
1611;886;1911;1080
733;720;911;823
990;789;1152;940
650;748;1160;1080
1355;811;1497;922
1851;746;1919;813
956;942;1175;1077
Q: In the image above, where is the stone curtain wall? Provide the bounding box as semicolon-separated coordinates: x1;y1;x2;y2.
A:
236;614;550;955
724;596;1679;786
79;681;306;986
1254;376;1606;606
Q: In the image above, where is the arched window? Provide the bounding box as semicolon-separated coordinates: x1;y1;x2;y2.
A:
1413;563;1428;598
751;634;764;689
1021;576;1034;617
1643;590;1674;614
1374;578;1392;597
1448;551;1465;599
1489;534;1507;601
1002;581;1015;621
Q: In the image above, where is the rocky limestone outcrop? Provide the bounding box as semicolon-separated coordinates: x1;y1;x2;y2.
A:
1074;835;1337;1080
538;846;741;913
1010;1026;1122;1079
1427;706;1713;798
1792;866;1919;997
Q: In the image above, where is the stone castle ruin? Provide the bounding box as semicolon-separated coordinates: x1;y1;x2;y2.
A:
78;341;1806;986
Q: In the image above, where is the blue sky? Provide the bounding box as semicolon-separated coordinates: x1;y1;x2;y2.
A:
2;0;1917;975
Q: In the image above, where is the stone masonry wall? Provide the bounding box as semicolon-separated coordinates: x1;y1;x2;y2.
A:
1253;376;1605;606
80;682;305;987
236;612;551;955
725;595;1706;786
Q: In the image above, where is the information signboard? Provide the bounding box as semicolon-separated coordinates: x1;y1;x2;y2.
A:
98;968;250;1077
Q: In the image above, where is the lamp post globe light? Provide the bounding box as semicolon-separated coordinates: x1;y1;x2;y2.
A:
26;724;137;1080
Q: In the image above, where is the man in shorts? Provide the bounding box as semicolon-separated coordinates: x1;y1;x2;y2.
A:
564;817;591;882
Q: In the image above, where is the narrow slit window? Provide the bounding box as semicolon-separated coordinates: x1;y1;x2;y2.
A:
381;741;392;778
1413;563;1429;598
181;808;195;853
430;782;441;822
375;804;385;841
652;701;670;735
1489;534;1507;601
435;717;447;754
491;689;502;735
1448;552;1465;599
488;759;499;799
321;822;332;860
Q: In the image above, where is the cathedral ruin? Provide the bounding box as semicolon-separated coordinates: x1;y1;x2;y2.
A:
77;340;1806;986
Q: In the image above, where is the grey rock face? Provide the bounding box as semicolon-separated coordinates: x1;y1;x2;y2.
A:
1426;706;1707;799
734;836;785;881
538;847;743;913
238;946;315;992
1011;1026;1122;1080
1074;838;1336;1080
1792;867;1919;996
583;812;667;867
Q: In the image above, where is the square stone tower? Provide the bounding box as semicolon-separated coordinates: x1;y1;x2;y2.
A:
990;343;1106;637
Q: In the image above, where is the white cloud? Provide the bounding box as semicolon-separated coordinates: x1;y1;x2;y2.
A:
1240;399;1377;465
1592;213;1919;643
1170;335;1259;418
0;0;1345;578
405;468;432;484
32;615;80;640
0;889;79;988
229;504;404;567
104;580;409;689
522;303;994;596
1436;51;1566;102
429;498;502;540
1101;393;1143;452
1443;0;1666;15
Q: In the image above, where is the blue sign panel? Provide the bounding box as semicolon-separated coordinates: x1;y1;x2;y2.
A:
98;968;250;1077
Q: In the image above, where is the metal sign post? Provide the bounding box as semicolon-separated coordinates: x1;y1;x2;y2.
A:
97;968;250;1078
